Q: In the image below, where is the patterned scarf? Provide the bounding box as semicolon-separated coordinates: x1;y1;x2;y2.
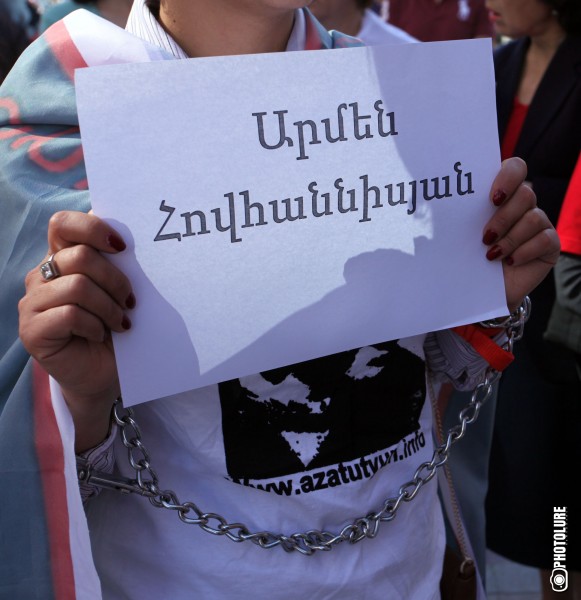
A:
0;8;359;598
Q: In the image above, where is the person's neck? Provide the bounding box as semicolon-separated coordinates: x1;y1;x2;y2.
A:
316;4;363;37
528;20;567;64
518;21;566;104
158;0;297;57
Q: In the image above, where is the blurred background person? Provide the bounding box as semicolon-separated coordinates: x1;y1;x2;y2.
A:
545;152;581;375
483;1;581;598
0;0;39;83
381;0;494;42
0;0;39;38
39;0;132;31
310;0;416;44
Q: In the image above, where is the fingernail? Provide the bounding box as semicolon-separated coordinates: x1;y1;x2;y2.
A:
486;245;503;261
492;189;507;206
125;293;136;310
483;229;498;245
121;315;132;330
107;233;126;252
505;256;514;266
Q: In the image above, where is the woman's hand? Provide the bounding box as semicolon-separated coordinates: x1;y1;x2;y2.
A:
18;211;134;451
482;157;560;312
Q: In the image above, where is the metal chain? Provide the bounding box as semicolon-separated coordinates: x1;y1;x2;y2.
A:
77;298;530;556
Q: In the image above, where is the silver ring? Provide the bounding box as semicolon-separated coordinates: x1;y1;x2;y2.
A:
39;253;60;282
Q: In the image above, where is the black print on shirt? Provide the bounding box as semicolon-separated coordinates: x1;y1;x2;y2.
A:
218;340;425;481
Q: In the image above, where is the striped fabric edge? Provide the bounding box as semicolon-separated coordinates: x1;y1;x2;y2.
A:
61;9;173;68
43;18;88;81
33;363;77;600
34;362;104;600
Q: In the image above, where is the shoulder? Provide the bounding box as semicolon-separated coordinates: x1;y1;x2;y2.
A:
557;34;581;63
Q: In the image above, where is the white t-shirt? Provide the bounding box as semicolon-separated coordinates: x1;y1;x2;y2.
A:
87;334;444;599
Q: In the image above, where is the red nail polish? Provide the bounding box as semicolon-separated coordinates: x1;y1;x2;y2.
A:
505;256;514;266
107;233;126;252
492;189;507;206
483;229;498;245
486;245;503;261
121;315;132;330
126;293;136;310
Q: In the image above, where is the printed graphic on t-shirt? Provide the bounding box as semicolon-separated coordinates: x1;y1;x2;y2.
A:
218;340;426;493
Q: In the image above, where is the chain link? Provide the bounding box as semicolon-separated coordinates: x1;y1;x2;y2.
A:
78;298;530;555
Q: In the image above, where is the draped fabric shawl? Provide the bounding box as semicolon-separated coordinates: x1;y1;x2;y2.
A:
0;10;359;599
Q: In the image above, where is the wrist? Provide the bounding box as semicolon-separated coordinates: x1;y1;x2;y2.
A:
451;323;514;371
62;388;117;453
453;296;531;371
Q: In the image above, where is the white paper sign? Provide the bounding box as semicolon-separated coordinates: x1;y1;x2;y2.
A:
76;38;507;407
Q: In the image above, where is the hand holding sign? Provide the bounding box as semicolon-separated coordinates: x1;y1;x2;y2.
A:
482;157;559;312
18;153;557;451
54;39;554;407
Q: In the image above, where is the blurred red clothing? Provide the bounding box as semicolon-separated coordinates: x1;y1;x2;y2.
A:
557;154;581;256
384;0;493;42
